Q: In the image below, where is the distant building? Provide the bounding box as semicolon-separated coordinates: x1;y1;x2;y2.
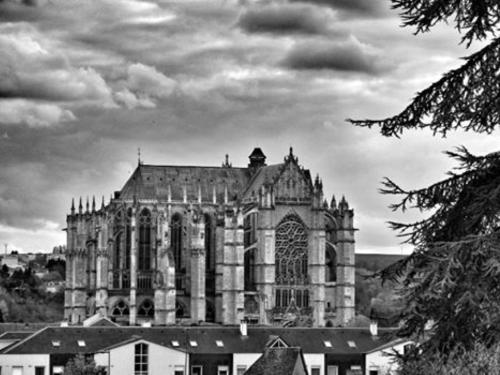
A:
47;246;66;262
1;253;25;272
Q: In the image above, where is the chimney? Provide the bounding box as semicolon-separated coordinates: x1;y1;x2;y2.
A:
240;320;248;337
370;320;378;337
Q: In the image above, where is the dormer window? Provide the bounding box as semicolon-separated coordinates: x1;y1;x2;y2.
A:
215;340;224;347
324;341;332;348
172;340;180;347
189;340;198;347
77;340;86;347
52;340;61;347
347;340;356;348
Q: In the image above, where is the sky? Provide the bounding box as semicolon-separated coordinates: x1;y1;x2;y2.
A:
0;0;498;254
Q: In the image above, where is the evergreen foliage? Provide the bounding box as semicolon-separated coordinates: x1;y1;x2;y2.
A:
64;354;105;375
348;0;500;356
349;2;500;137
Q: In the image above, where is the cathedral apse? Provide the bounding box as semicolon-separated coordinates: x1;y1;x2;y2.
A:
64;148;355;327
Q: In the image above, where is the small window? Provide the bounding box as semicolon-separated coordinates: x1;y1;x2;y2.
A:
77;340;86;347
324;340;332;348
12;367;23;375
347;340;356;348
172;340;180;347
175;367;185;375
35;367;45;375
189;340;198;347
236;366;247;375
52;340;61;347
311;367;321;375
217;366;229;375
215;340;224;347
52;367;64;375
369;370;379;375
192;365;203;375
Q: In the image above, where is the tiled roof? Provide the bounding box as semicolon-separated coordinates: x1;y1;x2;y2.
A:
0;331;35;340
2;327;399;355
120;164;251;202
245;347;306;375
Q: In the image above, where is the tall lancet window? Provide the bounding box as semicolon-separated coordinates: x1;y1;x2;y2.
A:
126;208;132;270
325;218;337;283
113;209;124;270
244;212;257;291
138;208;152;271
275;213;309;309
171;213;183;290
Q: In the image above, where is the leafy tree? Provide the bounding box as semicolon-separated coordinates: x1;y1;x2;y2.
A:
64;354;104;375
349;0;500;355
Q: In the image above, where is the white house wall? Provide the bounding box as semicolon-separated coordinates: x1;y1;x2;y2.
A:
303;353;324;375
94;340;187;375
365;342;409;375
0;354;50;375
232;353;261;374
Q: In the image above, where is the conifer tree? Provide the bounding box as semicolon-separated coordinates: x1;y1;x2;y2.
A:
349;0;500;353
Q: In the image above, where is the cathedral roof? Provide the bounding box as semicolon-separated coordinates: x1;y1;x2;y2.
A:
117;148;313;203
120;164;251;202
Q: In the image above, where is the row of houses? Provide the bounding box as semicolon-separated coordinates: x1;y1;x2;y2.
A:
0;320;410;375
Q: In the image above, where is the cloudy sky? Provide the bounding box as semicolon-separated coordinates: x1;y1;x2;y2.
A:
0;0;498;254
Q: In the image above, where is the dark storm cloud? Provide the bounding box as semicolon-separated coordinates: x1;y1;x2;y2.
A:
289;0;392;18
282;39;393;73
237;3;333;35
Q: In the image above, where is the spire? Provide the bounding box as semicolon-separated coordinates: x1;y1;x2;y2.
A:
71;198;75;215
330;194;337;209
339;195;349;212
222;154;232;168
78;197;83;214
323;199;329;208
137;147;142;166
92;196;96;212
284;146;298;163
86;196;89;213
101;196;105;210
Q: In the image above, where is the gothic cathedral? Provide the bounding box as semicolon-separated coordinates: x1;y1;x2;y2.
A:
64;148;355;327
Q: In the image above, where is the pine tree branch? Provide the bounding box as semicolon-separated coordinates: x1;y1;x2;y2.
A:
348;37;500;137
391;0;500;45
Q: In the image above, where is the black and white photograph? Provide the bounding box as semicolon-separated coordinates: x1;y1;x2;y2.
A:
0;0;499;374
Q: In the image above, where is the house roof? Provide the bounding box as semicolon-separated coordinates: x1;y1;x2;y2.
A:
1;326;399;356
245;347;306;375
0;331;35;340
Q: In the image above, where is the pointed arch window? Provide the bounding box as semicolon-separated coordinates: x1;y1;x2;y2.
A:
244;249;256;291
171;213;184;292
126;208;132;269
138;299;154;317
171;214;182;270
138;208;152;271
275;214;308;285
112;300;129;316
325;217;337;283
326;245;337;282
